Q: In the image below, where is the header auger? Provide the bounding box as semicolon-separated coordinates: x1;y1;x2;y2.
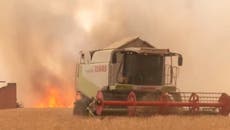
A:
74;37;230;116
95;91;230;116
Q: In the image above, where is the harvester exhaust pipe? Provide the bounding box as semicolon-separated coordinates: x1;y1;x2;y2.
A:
95;91;230;116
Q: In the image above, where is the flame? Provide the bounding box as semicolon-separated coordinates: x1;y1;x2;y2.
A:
35;86;74;108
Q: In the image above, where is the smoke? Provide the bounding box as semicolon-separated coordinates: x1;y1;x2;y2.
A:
1;0;230;106
0;0;81;106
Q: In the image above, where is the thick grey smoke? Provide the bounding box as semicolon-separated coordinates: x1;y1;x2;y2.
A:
1;0;230;106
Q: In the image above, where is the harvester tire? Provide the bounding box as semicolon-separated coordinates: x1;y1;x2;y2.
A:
73;94;91;116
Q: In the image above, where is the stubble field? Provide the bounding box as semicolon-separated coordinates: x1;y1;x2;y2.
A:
0;108;230;130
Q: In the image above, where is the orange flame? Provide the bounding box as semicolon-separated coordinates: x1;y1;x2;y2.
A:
35;86;74;108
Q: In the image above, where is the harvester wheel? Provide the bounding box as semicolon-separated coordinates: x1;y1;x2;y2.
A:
219;93;230;115
73;92;91;116
188;93;199;113
95;91;104;116
158;93;171;114
127;91;137;116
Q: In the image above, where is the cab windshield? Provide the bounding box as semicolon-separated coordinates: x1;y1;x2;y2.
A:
121;53;164;85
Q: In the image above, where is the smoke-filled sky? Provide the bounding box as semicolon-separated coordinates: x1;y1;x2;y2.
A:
1;0;230;107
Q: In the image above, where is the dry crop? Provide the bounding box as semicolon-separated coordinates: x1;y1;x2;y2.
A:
0;108;229;130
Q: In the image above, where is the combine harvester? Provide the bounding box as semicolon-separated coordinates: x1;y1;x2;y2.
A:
74;37;230;116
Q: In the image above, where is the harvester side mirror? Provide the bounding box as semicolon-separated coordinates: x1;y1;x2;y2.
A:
112;54;117;64
178;55;183;66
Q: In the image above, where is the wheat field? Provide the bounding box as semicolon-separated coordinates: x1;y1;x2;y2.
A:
0;108;229;130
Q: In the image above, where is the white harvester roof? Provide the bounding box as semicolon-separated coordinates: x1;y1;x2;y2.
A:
91;37;156;63
105;36;155;49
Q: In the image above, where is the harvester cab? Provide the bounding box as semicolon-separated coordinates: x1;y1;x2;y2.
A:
111;47;182;89
74;37;230;116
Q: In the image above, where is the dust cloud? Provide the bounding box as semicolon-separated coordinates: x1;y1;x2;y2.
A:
0;0;230;107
